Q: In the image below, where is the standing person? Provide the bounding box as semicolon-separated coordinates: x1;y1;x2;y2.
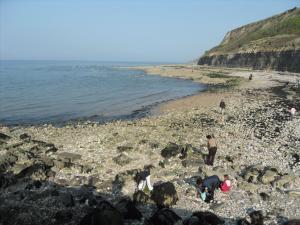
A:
289;107;296;120
196;175;221;202
249;74;253;80
135;165;154;192
219;99;226;115
206;135;217;166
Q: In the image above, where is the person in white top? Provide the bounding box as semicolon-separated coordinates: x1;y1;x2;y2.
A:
289;107;296;120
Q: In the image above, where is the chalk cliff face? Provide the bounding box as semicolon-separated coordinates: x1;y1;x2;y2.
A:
198;7;300;72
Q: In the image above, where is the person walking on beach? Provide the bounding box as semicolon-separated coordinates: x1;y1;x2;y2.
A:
219;99;226;115
206;135;217;166
289;107;296;120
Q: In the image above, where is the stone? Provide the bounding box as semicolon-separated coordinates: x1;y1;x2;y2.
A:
161;142;182;159
259;192;270;201
186;211;224;225
147;208;182;225
249;211;263;225
59;192;75;207
55;210;73;223
57;152;82;163
286;189;300;197
19;133;31;140
151;181;178;207
133;190;150;204
116;198;142;220
80;208;124;225
237;219;251;225
260;169;278;184
238;181;258;193
0;133;11;141
39;156;54;167
113;153;132;166
0;153;18;173
117;146;133;152
283;220;300;225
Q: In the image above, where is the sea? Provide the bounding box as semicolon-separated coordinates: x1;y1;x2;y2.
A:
0;60;206;125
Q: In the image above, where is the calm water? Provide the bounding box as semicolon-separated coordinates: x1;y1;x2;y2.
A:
0;61;205;125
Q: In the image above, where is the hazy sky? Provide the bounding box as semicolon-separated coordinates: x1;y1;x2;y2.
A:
0;0;299;62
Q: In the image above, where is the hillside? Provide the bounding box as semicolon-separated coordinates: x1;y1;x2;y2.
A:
198;7;300;72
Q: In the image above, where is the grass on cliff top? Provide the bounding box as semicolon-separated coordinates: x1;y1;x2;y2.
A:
210;10;300;54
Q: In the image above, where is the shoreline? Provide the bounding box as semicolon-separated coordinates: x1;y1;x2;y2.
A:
1;65;300;224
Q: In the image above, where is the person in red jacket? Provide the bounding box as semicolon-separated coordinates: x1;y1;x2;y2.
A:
219;174;231;192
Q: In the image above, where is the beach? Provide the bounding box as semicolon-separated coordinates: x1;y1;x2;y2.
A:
1;65;300;224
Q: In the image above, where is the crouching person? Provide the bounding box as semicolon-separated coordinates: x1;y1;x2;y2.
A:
219;174;232;192
196;175;220;203
135;165;154;192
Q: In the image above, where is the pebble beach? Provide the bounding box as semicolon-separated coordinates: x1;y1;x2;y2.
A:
0;65;299;225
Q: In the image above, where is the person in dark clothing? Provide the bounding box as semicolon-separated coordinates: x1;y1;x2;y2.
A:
206;135;217;166
196;175;221;202
219;100;226;115
249;74;253;80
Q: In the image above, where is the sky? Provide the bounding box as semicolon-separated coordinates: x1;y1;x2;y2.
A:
0;0;299;63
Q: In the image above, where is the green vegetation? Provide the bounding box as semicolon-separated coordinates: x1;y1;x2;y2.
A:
205;8;300;55
206;72;229;79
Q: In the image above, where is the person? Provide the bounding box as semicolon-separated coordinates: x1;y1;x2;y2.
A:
135;165;154;192
196;175;221;202
219;174;231;192
219;100;226;115
206;135;217;166
249;74;253;80
289;107;296;120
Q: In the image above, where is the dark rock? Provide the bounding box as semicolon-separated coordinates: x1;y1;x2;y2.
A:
259;192;270;201
151;182;178;207
180;144;193;159
116;198;142;220
149;142;159;149
80;202;123;225
60;192;75;207
0;153;18;173
283;220;300;225
249;211;263;225
117;146;133;152
161;142;182;159
57;152;82;163
147;208;182;225
237;219;251;225
113;153;132;166
19;133;31;140
133;190;150;204
0;172;16;188
55;210;73;223
0;133;11;141
188;211;224;225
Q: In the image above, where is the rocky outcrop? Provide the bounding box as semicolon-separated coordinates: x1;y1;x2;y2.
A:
198;50;300;73
198;7;300;72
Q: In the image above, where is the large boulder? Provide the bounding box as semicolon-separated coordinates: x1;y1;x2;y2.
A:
0;153;18;173
116;198;142;220
184;211;224;225
283;220;300;225
0;133;11;141
151;182;178;207
249;211;263;225
161;143;182;159
133;190;150;204
80;208;124;225
147;208;182;225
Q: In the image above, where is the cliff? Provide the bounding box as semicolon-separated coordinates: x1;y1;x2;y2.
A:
198;7;300;72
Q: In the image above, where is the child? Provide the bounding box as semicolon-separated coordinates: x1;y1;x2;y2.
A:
219;174;231;192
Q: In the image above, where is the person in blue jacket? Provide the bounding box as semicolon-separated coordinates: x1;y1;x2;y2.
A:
196;175;221;202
